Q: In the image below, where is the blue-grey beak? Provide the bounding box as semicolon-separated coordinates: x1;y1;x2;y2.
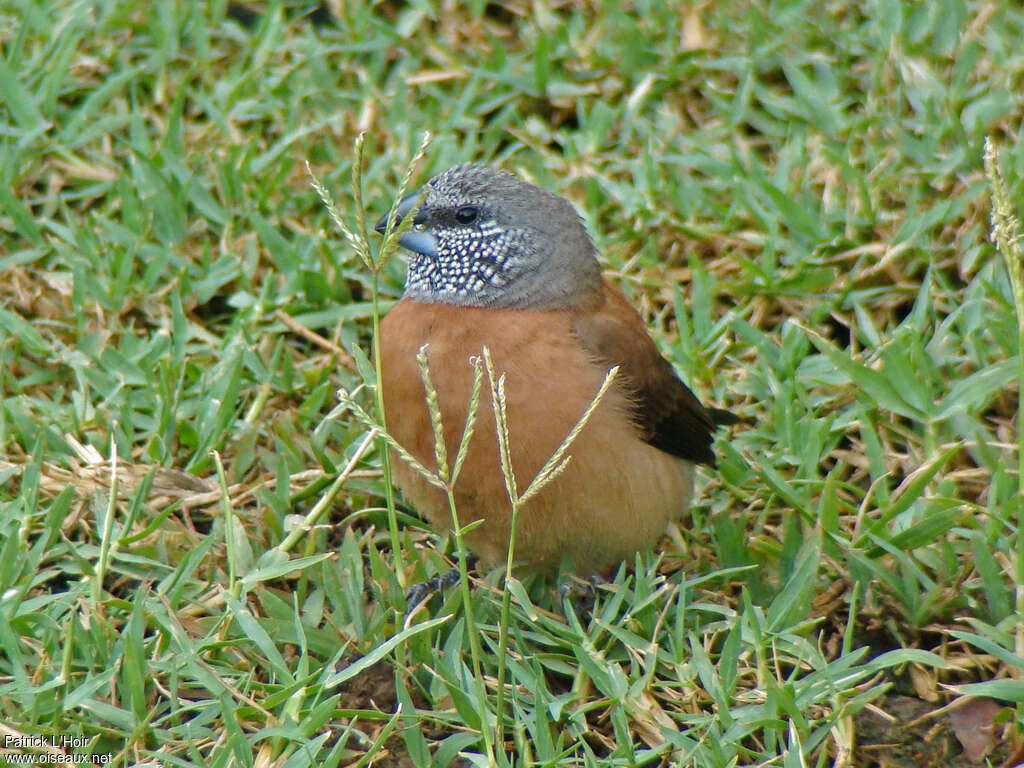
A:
374;190;437;258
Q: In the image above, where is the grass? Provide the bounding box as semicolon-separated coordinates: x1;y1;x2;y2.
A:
1;0;1024;765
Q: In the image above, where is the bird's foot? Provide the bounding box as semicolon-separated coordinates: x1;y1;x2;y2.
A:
405;554;480;610
558;573;606;617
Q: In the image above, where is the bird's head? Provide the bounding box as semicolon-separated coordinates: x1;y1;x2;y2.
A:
374;164;603;310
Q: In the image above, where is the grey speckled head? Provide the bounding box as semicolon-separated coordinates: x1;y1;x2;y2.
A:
375;164;604;310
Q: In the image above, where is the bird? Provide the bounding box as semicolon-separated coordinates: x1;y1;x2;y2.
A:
374;164;736;576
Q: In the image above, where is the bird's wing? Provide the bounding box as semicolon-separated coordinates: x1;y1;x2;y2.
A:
570;280;735;466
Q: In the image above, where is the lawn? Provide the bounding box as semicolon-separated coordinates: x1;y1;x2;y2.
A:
2;0;1024;766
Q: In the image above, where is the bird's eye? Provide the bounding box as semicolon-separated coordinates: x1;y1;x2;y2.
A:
455;206;479;225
